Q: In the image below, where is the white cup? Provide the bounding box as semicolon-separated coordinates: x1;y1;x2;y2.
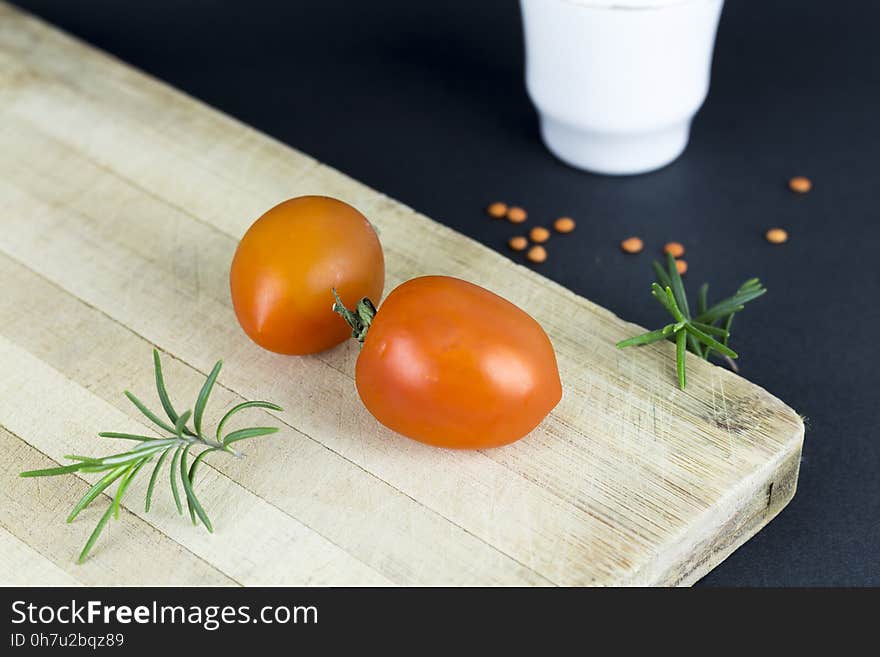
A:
521;0;724;175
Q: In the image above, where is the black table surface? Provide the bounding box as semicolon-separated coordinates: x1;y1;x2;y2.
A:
11;0;878;586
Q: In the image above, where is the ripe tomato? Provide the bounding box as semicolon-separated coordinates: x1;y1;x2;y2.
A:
341;276;562;449
230;196;384;354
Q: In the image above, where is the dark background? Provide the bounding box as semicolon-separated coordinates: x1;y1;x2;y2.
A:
10;0;878;586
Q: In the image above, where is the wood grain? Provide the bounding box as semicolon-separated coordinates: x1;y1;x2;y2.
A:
0;2;804;586
0;527;81;587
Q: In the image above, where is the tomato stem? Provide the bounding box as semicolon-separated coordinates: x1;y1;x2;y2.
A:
332;288;377;344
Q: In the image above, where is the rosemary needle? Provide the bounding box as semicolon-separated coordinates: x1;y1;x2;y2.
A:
617;254;766;390
20;349;283;563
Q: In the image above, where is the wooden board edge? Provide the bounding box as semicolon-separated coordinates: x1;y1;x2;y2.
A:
660;420;804;586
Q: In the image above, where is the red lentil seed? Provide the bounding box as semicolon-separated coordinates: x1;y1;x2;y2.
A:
508;236;528;251
507;206;528;224
487;202;508;218
663;242;685;258
553;217;576;233
620;237;644;254
526;245;547;263
789;176;812;193
529;226;550;243
765;228;788;244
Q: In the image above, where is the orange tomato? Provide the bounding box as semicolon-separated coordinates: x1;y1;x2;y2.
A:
348;276;562;449
230;196;384;354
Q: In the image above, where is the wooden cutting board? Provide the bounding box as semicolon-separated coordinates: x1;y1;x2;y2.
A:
0;3;803;586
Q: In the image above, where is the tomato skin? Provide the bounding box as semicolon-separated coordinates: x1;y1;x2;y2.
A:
230;196;384;355
355;276;562;449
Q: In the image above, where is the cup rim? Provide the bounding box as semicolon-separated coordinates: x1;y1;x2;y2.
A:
556;0;712;10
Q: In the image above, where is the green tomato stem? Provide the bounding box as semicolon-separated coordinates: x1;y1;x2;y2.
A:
332;288;377;344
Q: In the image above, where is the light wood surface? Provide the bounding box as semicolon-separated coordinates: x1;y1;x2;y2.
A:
0;3;803;586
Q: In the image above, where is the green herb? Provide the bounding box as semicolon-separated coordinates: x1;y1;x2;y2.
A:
20;350;283;563
616;254;766;390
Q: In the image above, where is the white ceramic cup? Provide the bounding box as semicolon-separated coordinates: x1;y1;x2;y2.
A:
521;0;724;175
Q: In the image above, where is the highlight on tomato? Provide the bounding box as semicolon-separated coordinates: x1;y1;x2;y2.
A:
334;276;562;449
230;195;385;355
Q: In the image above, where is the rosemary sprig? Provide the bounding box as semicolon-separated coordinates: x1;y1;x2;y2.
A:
617;254;767;390
20;349;283;563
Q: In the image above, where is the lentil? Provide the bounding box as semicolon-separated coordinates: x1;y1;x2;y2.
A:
553;217;576;233
508;236;528;251
765;227;788;244
529;226;550;243
789;176;812;193
620;237;644;254
487;202;508;218
526;245;547;264
663;241;685;258
507;206;528;223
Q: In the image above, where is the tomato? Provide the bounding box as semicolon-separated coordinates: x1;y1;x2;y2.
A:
340;276;562;449
230;196;384;354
